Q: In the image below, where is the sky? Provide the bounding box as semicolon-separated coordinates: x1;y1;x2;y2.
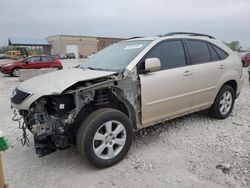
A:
1;0;250;48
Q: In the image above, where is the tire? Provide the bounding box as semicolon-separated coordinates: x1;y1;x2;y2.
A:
53;66;60;70
209;85;235;119
242;61;249;67
77;108;133;168
11;68;20;77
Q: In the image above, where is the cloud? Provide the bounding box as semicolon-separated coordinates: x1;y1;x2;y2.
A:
1;0;250;48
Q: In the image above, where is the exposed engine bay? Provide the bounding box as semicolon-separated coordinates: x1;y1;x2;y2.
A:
12;74;140;157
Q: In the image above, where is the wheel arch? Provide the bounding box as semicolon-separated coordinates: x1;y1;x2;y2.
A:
72;87;137;132
222;80;237;98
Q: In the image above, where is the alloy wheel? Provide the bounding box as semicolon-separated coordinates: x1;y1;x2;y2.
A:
219;91;232;115
92;120;126;160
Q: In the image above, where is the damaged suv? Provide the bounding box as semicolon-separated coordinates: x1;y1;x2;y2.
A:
11;32;243;168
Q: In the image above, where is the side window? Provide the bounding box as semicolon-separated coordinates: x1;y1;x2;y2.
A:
146;40;186;70
186;40;211;64
42;56;52;62
208;43;220;61
212;45;228;60
27;56;41;62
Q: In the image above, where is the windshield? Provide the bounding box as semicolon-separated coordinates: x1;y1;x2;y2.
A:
79;40;151;71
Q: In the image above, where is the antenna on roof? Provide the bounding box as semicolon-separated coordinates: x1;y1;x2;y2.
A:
161;32;215;39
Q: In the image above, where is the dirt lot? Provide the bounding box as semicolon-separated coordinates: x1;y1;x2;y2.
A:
0;59;249;188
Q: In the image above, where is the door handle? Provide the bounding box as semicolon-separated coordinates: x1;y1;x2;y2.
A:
183;70;192;76
219;64;226;69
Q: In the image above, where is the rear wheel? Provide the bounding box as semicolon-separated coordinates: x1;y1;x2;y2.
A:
12;68;20;77
53;66;60;70
77;108;133;168
242;61;249;67
209;85;235;119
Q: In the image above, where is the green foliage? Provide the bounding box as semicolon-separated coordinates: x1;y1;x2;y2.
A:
226;41;242;52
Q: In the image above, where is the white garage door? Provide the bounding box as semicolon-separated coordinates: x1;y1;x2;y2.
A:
66;45;79;58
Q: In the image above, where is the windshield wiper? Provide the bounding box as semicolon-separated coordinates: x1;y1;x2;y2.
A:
86;66;95;70
86;66;106;71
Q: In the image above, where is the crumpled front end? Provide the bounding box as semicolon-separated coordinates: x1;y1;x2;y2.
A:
13;94;76;157
11;67;140;158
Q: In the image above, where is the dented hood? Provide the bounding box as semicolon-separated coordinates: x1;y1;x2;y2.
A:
14;68;115;109
19;68;115;93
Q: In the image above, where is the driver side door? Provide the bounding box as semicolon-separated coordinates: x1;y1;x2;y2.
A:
23;56;42;69
139;40;195;126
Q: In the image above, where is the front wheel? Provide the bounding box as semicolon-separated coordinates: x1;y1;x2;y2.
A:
12;68;20;77
77;108;133;168
209;85;235;119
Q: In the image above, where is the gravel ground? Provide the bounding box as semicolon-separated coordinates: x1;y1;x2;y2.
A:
0;59;249;188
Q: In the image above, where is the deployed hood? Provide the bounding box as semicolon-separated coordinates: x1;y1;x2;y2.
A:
14;68;116;109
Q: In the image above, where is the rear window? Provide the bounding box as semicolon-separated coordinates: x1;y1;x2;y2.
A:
186;40;211;64
42;56;52;61
208;43;220;61
212;45;228;60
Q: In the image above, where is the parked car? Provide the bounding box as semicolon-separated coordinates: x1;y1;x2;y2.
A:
59;53;67;59
0;54;6;59
5;50;21;59
0;55;63;77
11;32;243;168
66;53;76;59
241;52;250;67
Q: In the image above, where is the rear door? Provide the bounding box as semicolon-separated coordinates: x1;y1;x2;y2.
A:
139;40;195;126
41;56;53;68
185;39;228;109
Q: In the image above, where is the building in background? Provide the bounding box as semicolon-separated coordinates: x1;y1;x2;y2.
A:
47;35;125;58
8;37;52;56
8;35;126;58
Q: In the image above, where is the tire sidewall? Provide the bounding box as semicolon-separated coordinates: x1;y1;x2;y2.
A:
80;110;133;168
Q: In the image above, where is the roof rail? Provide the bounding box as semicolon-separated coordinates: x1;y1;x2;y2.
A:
127;36;144;40
161;32;215;39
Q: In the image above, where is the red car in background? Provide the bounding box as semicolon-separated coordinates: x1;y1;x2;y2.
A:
241;52;250;67
0;55;63;77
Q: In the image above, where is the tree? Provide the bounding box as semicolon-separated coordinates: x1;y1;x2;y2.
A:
226;41;242;52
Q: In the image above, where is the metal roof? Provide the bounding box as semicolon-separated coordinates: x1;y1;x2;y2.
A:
9;37;50;46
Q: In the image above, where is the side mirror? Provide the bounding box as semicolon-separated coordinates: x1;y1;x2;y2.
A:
144;58;161;73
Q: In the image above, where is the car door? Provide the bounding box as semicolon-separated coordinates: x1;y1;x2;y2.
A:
22;56;41;69
41;56;53;68
139;40;195;126
184;39;228;109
